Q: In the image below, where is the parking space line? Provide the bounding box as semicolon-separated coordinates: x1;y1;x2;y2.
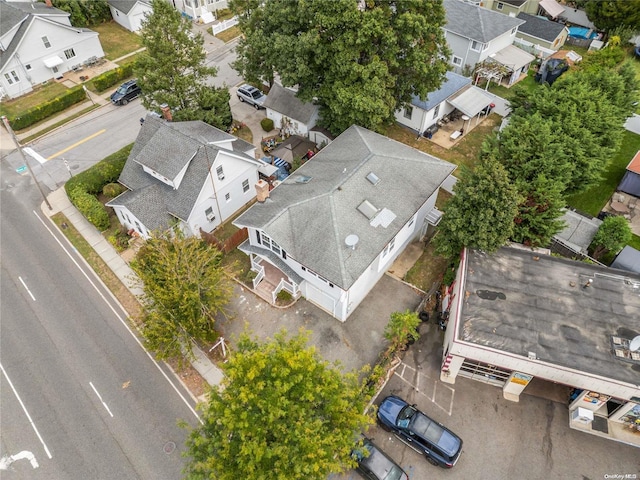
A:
394;362;455;416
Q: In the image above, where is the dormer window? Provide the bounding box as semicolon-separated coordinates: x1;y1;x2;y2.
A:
216;165;224;180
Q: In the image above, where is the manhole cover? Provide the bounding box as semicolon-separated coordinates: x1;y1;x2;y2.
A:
163;441;176;455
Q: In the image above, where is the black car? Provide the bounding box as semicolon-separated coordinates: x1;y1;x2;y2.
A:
377;395;463;468
353;437;408;480
110;79;141;105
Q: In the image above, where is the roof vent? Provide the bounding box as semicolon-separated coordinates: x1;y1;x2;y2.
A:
366;172;380;185
294;175;313;184
357;200;378;220
528;352;537;360
345;234;359;250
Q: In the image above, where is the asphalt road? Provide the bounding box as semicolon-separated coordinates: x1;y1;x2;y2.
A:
0;163;200;479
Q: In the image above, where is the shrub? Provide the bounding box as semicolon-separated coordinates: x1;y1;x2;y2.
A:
108;226;131;252
92;64;136;92
9;87;87;130
103;182;126;199
260;118;274;132
68;186;110;231
276;290;293;303
66;145;131;195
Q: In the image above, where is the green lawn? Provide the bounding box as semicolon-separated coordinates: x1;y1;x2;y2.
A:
93;22;143;60
0;82;68;118
567;130;640;216
215;26;241;43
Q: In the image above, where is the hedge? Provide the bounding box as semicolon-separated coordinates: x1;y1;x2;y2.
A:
92;64;136;93
65;144;132;230
260;117;274;132
10;86;86;130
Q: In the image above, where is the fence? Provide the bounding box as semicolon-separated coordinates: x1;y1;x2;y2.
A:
200;226;247;253
211;17;238;35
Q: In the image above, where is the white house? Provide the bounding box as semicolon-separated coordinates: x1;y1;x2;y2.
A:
107;0;152;32
443;0;532;80
107;115;263;239
263;83;320;137
172;0;229;22
395;71;493;136
441;246;640;447
233;125;456;322
0;0;105;99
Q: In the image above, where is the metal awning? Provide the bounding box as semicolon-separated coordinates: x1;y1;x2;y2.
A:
447;85;494;117
43;56;64;68
489;45;536;71
539;0;565;18
258;163;279;177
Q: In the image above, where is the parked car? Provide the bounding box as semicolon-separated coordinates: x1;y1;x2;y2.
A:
377;395;463;468
352;437;408;480
110;79;141;106
237;84;266;109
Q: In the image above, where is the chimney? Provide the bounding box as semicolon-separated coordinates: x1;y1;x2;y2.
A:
160;104;172;122
45;0;53;7
255;179;270;202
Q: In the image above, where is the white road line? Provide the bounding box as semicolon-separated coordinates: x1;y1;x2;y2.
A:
89;382;114;418
18;276;36;301
33;210;202;423
0;362;53;459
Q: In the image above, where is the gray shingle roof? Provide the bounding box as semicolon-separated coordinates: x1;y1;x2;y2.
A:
112;116;256;231
4;1;68;17
107;0;149;15
411;71;471;112
443;0;525;42
0;2;28;37
263;83;319;125
234;125;456;290
460;247;640;385
516;13;567;42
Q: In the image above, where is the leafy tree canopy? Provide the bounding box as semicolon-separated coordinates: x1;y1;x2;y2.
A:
130;230;233;361
584;0;640;31
52;0;111;27
589;215;632;260
135;0;232;131
184;329;373;480
230;0;450;135
434;156;521;258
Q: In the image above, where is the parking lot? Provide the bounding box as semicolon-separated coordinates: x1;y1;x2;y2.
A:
333;321;640;480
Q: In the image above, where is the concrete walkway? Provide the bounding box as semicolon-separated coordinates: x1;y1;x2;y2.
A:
40;188;225;394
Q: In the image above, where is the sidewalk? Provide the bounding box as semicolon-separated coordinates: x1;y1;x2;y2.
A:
41;188;225;399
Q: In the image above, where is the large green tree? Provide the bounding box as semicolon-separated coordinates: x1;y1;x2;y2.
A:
230;0;450;135
589;216;632;260
135;0;232;131
130;231;233;361
184;330;372;480
584;0;640;31
52;0;111;27
434;156;521;258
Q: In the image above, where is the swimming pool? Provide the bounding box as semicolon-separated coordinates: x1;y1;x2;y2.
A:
568;26;599;40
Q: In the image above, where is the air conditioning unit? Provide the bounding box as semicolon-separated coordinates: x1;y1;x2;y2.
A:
206;213;216;222
218;174;225;180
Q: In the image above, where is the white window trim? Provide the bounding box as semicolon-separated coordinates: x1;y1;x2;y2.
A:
432;104;440;119
471;40;481;52
242;179;250;193
404;107;412;119
452;55;463;66
42;36;51;48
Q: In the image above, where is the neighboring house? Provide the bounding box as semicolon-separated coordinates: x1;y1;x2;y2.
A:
107;0;152;32
172;0;229;22
617;150;640;198
443;0;526;75
263;83;320;137
484;0;566;21
441;246;640;447
0;0;105;99
552;209;601;257
611;246;640;275
395;71;493;135
233;125;456;322
516;12;568;52
558;5;595;30
107;115;262;239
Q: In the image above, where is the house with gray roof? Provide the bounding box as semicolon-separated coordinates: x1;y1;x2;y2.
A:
443;0;532;79
107;115;261;239
395;71;493;136
442;246;640;446
107;0;152;32
0;0;104;99
233;125;456;322
263;83;320;136
516;12;568;51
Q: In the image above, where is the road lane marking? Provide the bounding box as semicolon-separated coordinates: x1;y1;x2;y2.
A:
0;451;39;470
46;129;106;160
89;382;114;418
23;147;48;165
34;210;202;423
18;276;36;301
0;362;53;459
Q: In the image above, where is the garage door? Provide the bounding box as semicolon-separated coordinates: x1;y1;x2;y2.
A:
305;283;336;315
458;359;511;387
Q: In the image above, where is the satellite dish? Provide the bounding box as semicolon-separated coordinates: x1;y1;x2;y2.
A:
630;335;640;352
345;234;359;250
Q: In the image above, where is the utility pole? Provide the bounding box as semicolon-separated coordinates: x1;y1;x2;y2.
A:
1;116;52;210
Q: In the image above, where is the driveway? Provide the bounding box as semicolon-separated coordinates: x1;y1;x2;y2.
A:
229;85;268;154
332;321;640;480
217;273;422;374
